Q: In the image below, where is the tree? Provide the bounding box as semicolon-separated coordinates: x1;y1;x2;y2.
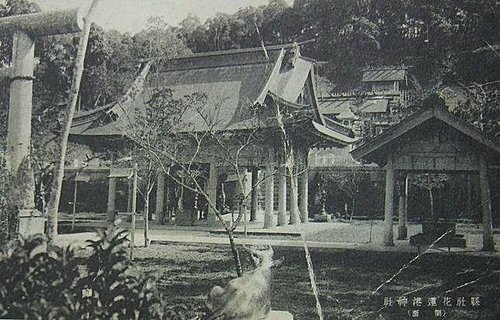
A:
132;16;191;61
454;82;499;143
176;0;497;92
122;84;275;276
46;0;103;243
411;173;449;221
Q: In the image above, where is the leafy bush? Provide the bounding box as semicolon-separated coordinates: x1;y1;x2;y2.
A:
0;228;187;319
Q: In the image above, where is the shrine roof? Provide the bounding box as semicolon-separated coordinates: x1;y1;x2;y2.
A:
362;67;408;82
70;44;354;146
351;105;500;165
319;97;389;116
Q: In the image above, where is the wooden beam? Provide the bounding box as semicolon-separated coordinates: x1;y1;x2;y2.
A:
277;165;287;226
397;175;408;240
155;171;165;222
207;162;218;225
479;157;495;251
0;9;83;37
71;179;78;231
298;149;309;223
264;146;275;229
289;171;299;225
249;167;259;222
383;155;395;246
130;163;138;260
107;176;116;222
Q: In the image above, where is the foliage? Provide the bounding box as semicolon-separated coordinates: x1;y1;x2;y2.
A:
0;227;194;319
411;173;449;220
309;170;383;219
174;0;497;92
411;173;449;192
453;83;499;142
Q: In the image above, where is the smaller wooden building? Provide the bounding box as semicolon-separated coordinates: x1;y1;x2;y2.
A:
351;104;499;251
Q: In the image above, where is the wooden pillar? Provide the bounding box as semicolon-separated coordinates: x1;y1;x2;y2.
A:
71;179;78;231
298;149;309;223
155;172;165;222
277;165;287;226
6;31;36;226
207;162;218;225
107;177;117;223
383;155;395;246
130;163;138;259
289;170;300;225
264;147;274;229
250;167;259;221
127;179;133;212
479;157;495;251
397;174;408;240
289;149;300;224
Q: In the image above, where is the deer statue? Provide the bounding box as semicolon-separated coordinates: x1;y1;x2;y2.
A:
206;245;284;320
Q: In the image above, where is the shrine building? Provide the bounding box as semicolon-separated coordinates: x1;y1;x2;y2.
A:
351;104;499;251
67;44;355;228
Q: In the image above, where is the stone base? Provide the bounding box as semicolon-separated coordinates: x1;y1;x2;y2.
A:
19;210;45;237
265;310;293;319
397;225;407;240
313;213;331;222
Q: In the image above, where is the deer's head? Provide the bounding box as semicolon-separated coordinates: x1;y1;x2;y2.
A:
243;245;284;269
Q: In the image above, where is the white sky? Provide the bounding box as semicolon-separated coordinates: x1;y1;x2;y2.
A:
24;0;292;34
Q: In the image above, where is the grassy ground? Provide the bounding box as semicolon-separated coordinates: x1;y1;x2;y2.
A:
132;243;500;320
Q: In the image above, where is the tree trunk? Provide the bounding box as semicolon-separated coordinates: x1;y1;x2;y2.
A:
429;188;435;221
350;196;355;222
144;192;150;247
45;0;102;244
228;230;243;277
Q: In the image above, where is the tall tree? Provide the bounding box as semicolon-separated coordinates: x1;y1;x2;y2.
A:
46;0;103;243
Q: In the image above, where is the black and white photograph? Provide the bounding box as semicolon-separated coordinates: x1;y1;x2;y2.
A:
0;0;498;319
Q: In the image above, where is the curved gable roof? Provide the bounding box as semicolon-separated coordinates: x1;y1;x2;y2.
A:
351;105;500;165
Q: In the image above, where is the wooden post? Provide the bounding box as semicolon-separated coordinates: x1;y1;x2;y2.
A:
241;171;249;236
264;147;274;229
155;171;165;222
289;169;300;225
207;162;218;225
130;163;138;260
383;155;395;246
397;174;408;240
127;179;133;212
479;157;495;251
298;150;309;223
71;179;78;231
107;176;117;223
250;167;259;221
277;165;287;226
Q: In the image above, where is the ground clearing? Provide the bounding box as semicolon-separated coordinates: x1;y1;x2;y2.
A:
132;243;500;320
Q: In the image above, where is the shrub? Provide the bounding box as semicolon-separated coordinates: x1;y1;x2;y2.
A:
0;228;176;319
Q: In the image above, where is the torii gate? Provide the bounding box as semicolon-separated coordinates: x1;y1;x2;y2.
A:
0;9;83;238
